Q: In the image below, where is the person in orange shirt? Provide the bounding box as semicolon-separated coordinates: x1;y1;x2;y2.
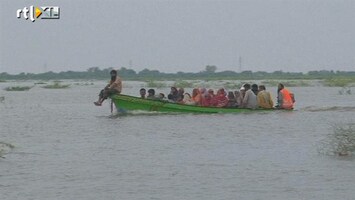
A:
276;83;294;109
94;69;122;106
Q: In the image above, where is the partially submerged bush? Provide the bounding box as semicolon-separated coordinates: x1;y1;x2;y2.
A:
34;81;47;85
319;124;355;156
323;78;355;87
4;86;32;91
174;80;195;88
260;80;310;87
42;82;70;89
223;82;241;90
146;80;166;88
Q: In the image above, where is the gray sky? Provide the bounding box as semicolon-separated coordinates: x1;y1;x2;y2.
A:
1;0;354;74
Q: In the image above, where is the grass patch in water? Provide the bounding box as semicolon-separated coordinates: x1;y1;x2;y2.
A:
4;86;32;91
223;81;242;90
0;141;15;158
319;124;355;156
34;81;47;85
322;78;355;87
42;82;70;89
145;80;167;88
260;80;310;87
173;80;195;88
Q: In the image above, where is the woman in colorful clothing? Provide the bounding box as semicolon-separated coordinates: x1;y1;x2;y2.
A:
211;88;229;108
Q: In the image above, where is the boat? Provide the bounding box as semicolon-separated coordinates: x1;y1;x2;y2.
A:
110;94;273;114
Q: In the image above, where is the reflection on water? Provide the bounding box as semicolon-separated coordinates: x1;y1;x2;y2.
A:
0;80;355;200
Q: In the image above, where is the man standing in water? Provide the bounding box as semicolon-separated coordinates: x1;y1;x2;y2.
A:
94;69;122;106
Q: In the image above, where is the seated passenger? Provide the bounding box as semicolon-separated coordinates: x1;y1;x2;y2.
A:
191;88;202;106
251;84;259;95
227;91;237;108
201;92;212;107
182;93;195;105
208;89;215;98
234;90;243;107
94;70;122;106
140;88;146;99
257;85;274;109
177;88;185;102
276;83;294;109
211;88;229;107
168;87;179;102
158;93;166;100
242;84;258;109
147;89;156;99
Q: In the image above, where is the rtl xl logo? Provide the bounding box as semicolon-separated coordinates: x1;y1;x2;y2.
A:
17;6;60;22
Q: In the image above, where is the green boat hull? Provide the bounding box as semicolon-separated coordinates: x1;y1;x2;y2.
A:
111;94;271;114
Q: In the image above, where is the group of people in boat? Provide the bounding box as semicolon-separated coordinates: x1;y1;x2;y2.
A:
94;69;295;109
139;83;295;109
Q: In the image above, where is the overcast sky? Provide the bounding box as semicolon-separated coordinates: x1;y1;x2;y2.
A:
1;0;354;74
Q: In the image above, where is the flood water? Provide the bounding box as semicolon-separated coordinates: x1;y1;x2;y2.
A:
1;80;355;200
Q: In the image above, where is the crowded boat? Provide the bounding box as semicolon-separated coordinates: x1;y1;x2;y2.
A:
138;83;295;110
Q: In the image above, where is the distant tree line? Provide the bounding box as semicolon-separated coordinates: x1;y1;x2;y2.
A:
0;66;354;80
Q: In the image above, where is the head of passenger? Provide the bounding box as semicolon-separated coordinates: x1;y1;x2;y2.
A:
208;89;215;97
217;88;226;96
234;90;241;98
147;89;155;97
228;91;235;100
183;93;191;101
277;83;284;94
240;85;246;97
110;70;117;82
178;88;184;95
251;84;258;95
199;88;207;95
192;88;200;97
140;88;146;98
158;93;165;99
170;87;178;95
243;83;251;91
177;88;185;101
258;85;266;91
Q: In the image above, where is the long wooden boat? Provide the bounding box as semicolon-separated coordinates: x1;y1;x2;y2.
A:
111;94;273;114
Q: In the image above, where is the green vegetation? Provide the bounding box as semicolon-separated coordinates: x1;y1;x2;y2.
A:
0;80;6;82
223;81;241;90
4;86;32;91
260;80;311;87
74;82;94;86
34;81;47;85
322;78;355;87
0;141;15;158
145;80;167;88
331;124;355;156
42;82;70;89
0;67;354;82
173;80;195;88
